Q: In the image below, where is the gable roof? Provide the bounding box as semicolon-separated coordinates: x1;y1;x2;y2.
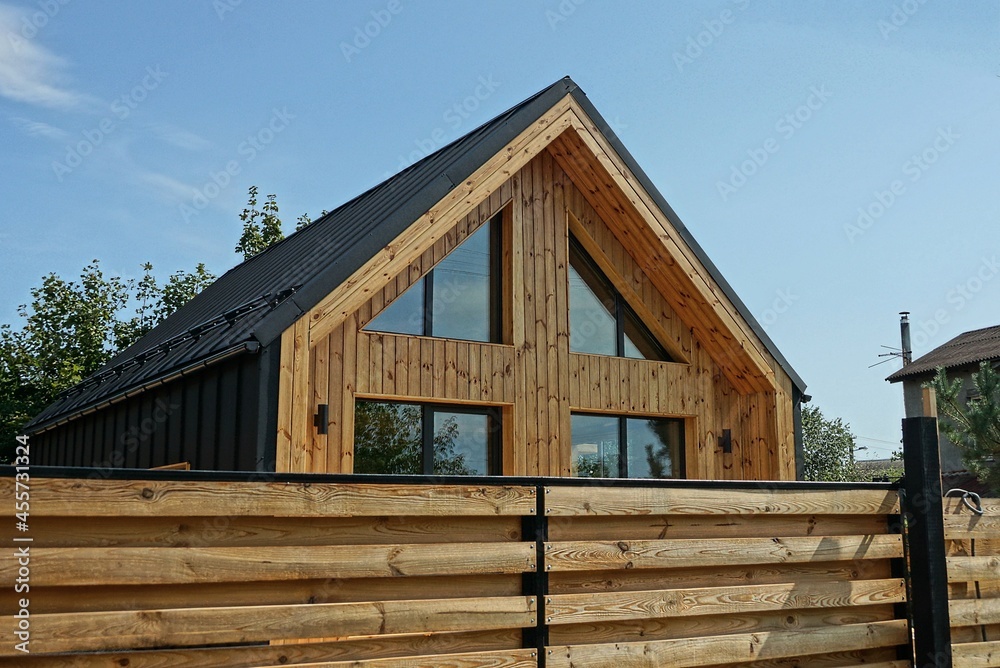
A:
27;77;805;433
886;324;1000;382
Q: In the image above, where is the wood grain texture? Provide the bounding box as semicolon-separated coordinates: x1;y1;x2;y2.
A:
10;477;537;517
544;535;903;572
546;579;905;625
0;596;537;655
544;486;901;516
545;620;908;668
19;542;536;586
547;604;898;646
954;640;1000;668
247;649;538;668
0;629;525;668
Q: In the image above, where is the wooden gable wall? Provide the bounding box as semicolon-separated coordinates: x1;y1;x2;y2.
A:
276;146;796;480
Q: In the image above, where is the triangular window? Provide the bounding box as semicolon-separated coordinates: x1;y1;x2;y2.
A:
568;236;671;361
366;214;500;342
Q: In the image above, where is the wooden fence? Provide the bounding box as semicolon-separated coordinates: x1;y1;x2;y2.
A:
0;473;913;667
946;495;1000;668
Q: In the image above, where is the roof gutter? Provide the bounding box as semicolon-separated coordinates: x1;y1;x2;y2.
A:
27;341;260;435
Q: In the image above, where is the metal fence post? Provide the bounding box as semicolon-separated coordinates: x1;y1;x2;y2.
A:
902;415;951;668
522;483;548;666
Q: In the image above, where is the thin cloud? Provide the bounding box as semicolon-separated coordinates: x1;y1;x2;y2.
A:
149;124;213;151
136;170;195;202
0;4;89;109
10;116;67;139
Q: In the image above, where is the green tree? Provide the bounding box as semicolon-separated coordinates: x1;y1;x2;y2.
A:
802;404;860;482
0;260;215;461
0;261;130;460
235;186;284;260
930;362;1000;493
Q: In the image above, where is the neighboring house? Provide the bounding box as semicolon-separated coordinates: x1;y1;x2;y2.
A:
886;322;1000;473
25;77;806;480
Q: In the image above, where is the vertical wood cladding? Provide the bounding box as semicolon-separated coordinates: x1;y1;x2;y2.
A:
289;151;797;479
31;353;263;471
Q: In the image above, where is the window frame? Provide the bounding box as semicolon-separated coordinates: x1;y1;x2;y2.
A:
353;398;502;476
571;411;686;479
568;235;671;361
367;214;502;343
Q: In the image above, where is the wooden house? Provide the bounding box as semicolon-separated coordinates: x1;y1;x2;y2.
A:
25;77;806;480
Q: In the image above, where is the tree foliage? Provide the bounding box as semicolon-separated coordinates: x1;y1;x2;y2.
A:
930;362;1000;493
802;404;861;482
2;185;317;461
235;186;285;260
353;402;471;475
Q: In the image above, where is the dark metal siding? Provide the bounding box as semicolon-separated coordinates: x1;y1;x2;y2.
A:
30;353;265;471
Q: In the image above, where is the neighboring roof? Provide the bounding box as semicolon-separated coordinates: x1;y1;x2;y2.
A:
28;76;805;432
886;325;1000;383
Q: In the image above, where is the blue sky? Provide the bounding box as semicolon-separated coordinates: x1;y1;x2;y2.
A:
1;1;998;459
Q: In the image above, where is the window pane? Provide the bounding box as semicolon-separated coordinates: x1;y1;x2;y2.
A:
431;223;491;341
623;308;669;361
569;255;617;356
353;401;422;474
365;280;425;336
433;411;489;475
571;414;620;477
626;417;682;479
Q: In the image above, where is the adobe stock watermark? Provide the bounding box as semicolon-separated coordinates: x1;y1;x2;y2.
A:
673;0;751;73
340;0;403;63
5;0;70;52
908;255;1000;350
716;85;832;202
179;107;294;223
545;0;586;30
844;127;958;243
759;288;798;331
213;0;242;20
382;75;501;177
51;66;168;181
878;0;929;39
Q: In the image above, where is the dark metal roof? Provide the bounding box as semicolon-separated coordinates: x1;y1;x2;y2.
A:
886;325;1000;382
27;76;805;433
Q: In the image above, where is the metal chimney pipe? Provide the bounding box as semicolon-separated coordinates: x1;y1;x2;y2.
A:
900;312;912;365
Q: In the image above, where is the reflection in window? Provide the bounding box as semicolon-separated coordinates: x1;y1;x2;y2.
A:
569;237;671;361
571;413;683;479
366;217;499;342
354;400;499;475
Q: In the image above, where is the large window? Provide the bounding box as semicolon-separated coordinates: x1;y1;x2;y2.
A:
569;236;671;361
571;413;684;478
353;400;500;475
366;215;500;342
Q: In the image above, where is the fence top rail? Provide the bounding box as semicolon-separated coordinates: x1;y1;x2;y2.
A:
0;465;900;491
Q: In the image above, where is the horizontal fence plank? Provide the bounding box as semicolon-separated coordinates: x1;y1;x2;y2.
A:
547;513;891;541
545;535;904;572
948;556;1000;584
549;559;892;595
0;515;522;548
547;605;898;647
954;640;1000;668
0;628;525;668
18;543;536;586
952;598;1000;628
945;514;1000;540
7;478;537;517
246;648;538;668
545;619;909;668
544;487;900;517
21;574;522;615
0;596;536;655
546;579;905;625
